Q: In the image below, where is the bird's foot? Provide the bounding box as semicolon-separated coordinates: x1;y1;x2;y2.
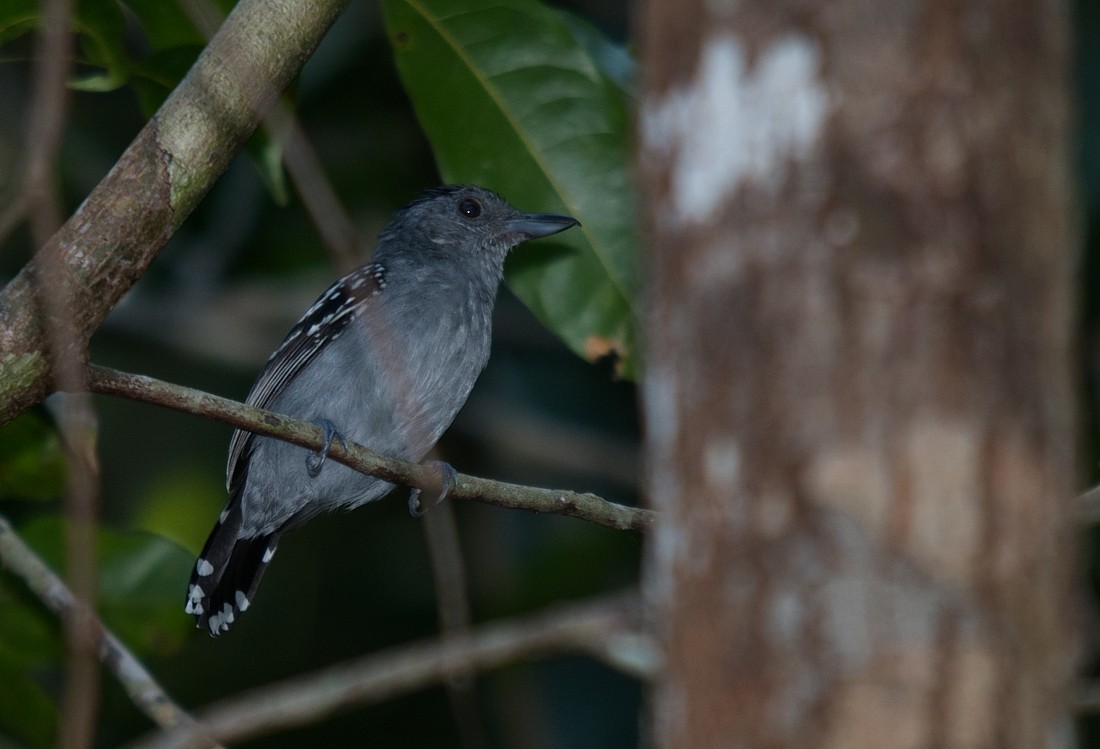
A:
306;419;348;477
408;461;458;517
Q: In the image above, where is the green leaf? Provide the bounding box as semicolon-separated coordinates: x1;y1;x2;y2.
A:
19;517;193;654
118;0;206;51
130;468;226;555
0;0;37;47
127;45;208;114
0;661;56;749
0;412;65;502
71;0;131;92
117;0;210;113
116;0;240;113
248;130;291;207
381;0;641;379
554;9;634;97
0;579;60;668
0;572;59;748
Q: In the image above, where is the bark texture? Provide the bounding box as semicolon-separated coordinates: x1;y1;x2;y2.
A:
0;0;348;423
639;1;1077;746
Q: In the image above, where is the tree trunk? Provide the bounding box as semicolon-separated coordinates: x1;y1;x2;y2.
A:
638;1;1078;746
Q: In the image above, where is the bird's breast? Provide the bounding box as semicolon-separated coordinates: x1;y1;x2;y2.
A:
339;289;492;459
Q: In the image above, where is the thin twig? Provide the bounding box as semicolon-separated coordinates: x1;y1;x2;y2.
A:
24;1;102;744
23;0;70;243
51;393;101;749
84;364;657;533
273;109;364;272
178;0;364;273
0;515;223;748
125;591;648;749
0;0;351;425
421;498;489;749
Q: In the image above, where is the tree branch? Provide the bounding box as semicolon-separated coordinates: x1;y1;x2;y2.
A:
177;0;365;273
125;591;650;749
22;0;71;244
84;365;656;533
0;0;349;424
420;498;488;749
19;1;105;746
0;515;224;749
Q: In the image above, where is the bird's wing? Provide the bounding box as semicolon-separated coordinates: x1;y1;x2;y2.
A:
226;263;387;494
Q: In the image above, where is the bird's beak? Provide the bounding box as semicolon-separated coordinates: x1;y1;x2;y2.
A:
506;213;580;239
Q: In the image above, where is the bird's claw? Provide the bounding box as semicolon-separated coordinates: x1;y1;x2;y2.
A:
306;419;348;478
409;461;458;517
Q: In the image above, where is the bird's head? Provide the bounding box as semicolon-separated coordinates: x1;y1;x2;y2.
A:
374;185;579;276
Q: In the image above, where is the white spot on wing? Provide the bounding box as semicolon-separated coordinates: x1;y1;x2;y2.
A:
185;584;205;615
262;545;277;564
196;559;214;577
235;591;251;611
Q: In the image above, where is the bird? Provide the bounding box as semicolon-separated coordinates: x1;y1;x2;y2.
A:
185;185;579;636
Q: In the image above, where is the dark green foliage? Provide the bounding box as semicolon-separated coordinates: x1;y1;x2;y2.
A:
0;0;642;745
382;0;641;378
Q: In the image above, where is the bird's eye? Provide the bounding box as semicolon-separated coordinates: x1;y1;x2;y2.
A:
458;199;482;219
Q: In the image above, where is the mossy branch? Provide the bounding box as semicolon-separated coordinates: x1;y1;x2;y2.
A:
0;0;349;424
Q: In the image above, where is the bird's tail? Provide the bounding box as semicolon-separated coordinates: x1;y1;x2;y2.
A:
185;499;280;637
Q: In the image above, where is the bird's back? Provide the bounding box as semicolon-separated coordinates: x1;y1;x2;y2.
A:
234;262;494;536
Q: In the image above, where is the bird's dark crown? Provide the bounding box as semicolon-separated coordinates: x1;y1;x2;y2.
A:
374;185;530;269
410;184;504;207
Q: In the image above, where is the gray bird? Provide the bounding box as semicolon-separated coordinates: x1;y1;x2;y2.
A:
185;185;578;636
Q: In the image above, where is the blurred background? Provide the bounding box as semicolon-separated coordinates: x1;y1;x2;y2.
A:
4;0;1100;746
0;0;643;746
